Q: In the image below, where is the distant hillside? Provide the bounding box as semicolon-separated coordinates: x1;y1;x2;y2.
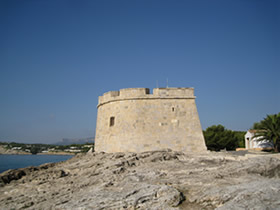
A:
56;137;95;145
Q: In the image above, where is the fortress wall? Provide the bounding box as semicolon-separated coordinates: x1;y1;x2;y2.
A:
95;88;207;153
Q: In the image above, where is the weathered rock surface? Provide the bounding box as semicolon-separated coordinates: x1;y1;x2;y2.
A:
0;150;280;209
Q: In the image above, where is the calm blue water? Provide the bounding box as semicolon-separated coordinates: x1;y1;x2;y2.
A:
0;154;74;173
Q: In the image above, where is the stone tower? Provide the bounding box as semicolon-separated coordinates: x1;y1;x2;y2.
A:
95;88;207;153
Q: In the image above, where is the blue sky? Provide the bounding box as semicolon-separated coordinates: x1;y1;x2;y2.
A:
0;0;279;143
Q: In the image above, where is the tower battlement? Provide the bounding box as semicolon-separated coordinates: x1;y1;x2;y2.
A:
98;87;195;107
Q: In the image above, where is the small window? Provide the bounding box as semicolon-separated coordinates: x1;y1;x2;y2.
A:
172;107;175;112
109;117;115;127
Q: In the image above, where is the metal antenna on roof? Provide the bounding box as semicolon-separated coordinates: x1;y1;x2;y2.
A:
166;78;169;88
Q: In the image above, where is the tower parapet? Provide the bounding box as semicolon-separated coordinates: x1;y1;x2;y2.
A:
98;87;196;107
153;87;194;97
120;88;150;97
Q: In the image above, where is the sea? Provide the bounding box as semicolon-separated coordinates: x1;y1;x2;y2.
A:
0;154;74;173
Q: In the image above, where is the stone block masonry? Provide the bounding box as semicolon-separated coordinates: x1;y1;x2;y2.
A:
95;87;207;153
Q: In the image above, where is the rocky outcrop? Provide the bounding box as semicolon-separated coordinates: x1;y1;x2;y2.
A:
0;150;280;209
0;163;56;186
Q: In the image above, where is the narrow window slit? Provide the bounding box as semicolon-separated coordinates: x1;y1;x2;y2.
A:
110;117;115;127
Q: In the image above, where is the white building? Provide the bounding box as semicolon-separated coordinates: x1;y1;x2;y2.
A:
245;130;273;150
12;147;22;150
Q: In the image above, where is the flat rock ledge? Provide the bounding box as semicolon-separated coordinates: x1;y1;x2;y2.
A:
0;150;280;209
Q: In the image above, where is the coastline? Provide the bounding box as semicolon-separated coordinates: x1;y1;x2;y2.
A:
0;154;74;174
0;147;30;155
37;152;75;156
0;146;75;156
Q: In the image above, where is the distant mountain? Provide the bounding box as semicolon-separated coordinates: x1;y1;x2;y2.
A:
56;137;95;145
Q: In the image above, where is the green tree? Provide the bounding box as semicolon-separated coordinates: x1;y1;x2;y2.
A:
234;131;246;148
253;113;280;153
203;125;239;151
30;146;41;154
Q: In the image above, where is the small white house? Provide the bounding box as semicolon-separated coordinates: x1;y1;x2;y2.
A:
245;130;273;150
